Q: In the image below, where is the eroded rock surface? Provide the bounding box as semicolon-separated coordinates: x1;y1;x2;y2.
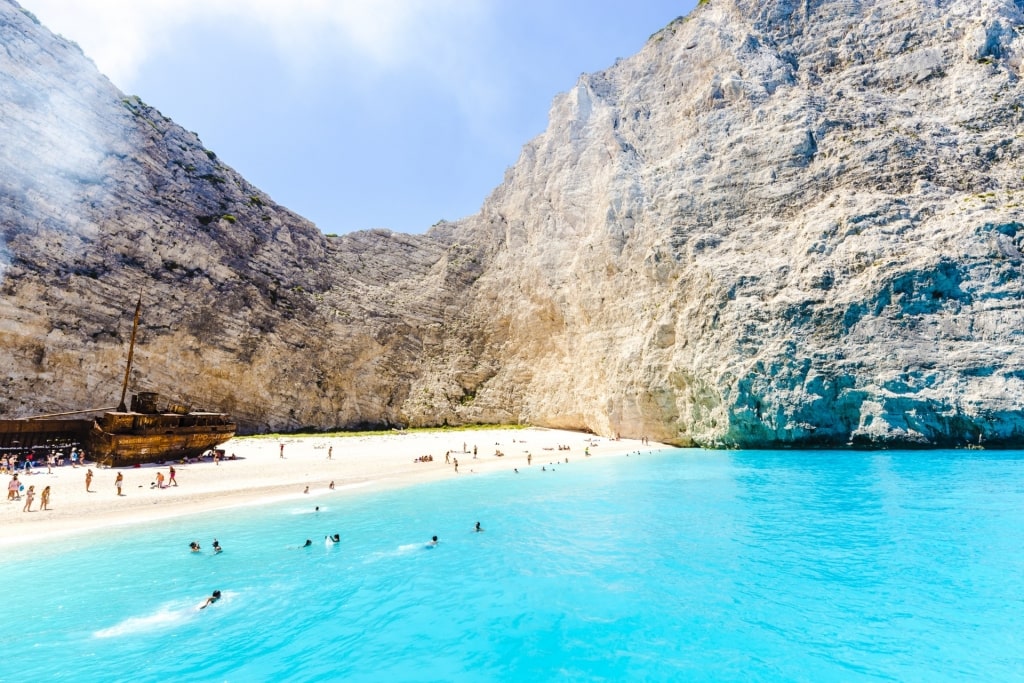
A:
3;0;1024;447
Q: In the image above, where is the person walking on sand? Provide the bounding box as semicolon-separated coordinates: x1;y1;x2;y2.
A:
280;443;285;459
7;474;18;501
40;485;51;511
327;446;332;460
169;465;177;486
115;472;123;496
22;484;35;512
85;468;93;492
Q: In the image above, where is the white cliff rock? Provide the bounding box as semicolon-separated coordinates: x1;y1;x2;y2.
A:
3;0;1024;447
429;0;1024;447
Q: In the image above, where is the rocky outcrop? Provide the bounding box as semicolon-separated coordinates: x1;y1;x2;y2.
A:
3;0;1024;447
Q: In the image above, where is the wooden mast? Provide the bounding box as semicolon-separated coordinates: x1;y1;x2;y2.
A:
117;294;142;412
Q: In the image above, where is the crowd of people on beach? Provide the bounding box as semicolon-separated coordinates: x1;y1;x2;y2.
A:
4;445;93;512
5;445;234;513
1;446;87;475
5;435;640;531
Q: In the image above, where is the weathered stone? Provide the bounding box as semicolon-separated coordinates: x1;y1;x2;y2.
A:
3;0;1024;448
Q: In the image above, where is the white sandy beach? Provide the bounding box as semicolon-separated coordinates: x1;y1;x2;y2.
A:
0;427;663;548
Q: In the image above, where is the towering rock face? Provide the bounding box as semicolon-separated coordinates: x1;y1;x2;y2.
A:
425;0;1024;447
0;1;457;433
3;0;1024;447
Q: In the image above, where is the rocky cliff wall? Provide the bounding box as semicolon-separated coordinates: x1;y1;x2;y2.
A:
3;0;1024;447
0;1;460;432
427;0;1024;447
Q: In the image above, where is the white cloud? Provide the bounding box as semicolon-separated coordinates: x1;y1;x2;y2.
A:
20;0;489;89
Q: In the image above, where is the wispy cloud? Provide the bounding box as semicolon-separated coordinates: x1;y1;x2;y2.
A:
21;0;490;89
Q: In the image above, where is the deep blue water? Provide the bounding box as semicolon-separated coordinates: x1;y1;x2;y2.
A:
4;449;1024;682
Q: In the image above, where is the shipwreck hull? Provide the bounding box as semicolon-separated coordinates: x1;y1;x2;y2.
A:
88;411;236;467
0;419;92;452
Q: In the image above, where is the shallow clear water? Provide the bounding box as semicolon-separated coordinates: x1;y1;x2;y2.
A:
5;449;1024;682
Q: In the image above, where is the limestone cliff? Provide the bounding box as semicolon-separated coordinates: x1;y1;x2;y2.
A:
3;0;1024;447
0;1;456;433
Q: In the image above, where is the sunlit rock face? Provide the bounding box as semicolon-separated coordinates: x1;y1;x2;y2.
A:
3;0;1024;446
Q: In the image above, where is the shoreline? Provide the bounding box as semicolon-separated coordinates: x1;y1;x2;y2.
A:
0;427;668;549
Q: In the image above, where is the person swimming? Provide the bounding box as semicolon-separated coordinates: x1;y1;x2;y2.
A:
212;539;222;553
199;590;221;609
474;522;483;532
303;539;312;547
426;535;438;548
189;541;201;552
325;534;340;545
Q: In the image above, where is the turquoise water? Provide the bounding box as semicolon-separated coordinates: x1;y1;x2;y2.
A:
5;449;1024;682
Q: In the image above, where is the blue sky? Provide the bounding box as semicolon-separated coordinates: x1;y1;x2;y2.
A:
22;1;697;235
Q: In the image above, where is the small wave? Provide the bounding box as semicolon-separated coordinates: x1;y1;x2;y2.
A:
93;592;236;638
362;542;431;563
333;481;374;492
93;603;193;638
290;506;327;515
